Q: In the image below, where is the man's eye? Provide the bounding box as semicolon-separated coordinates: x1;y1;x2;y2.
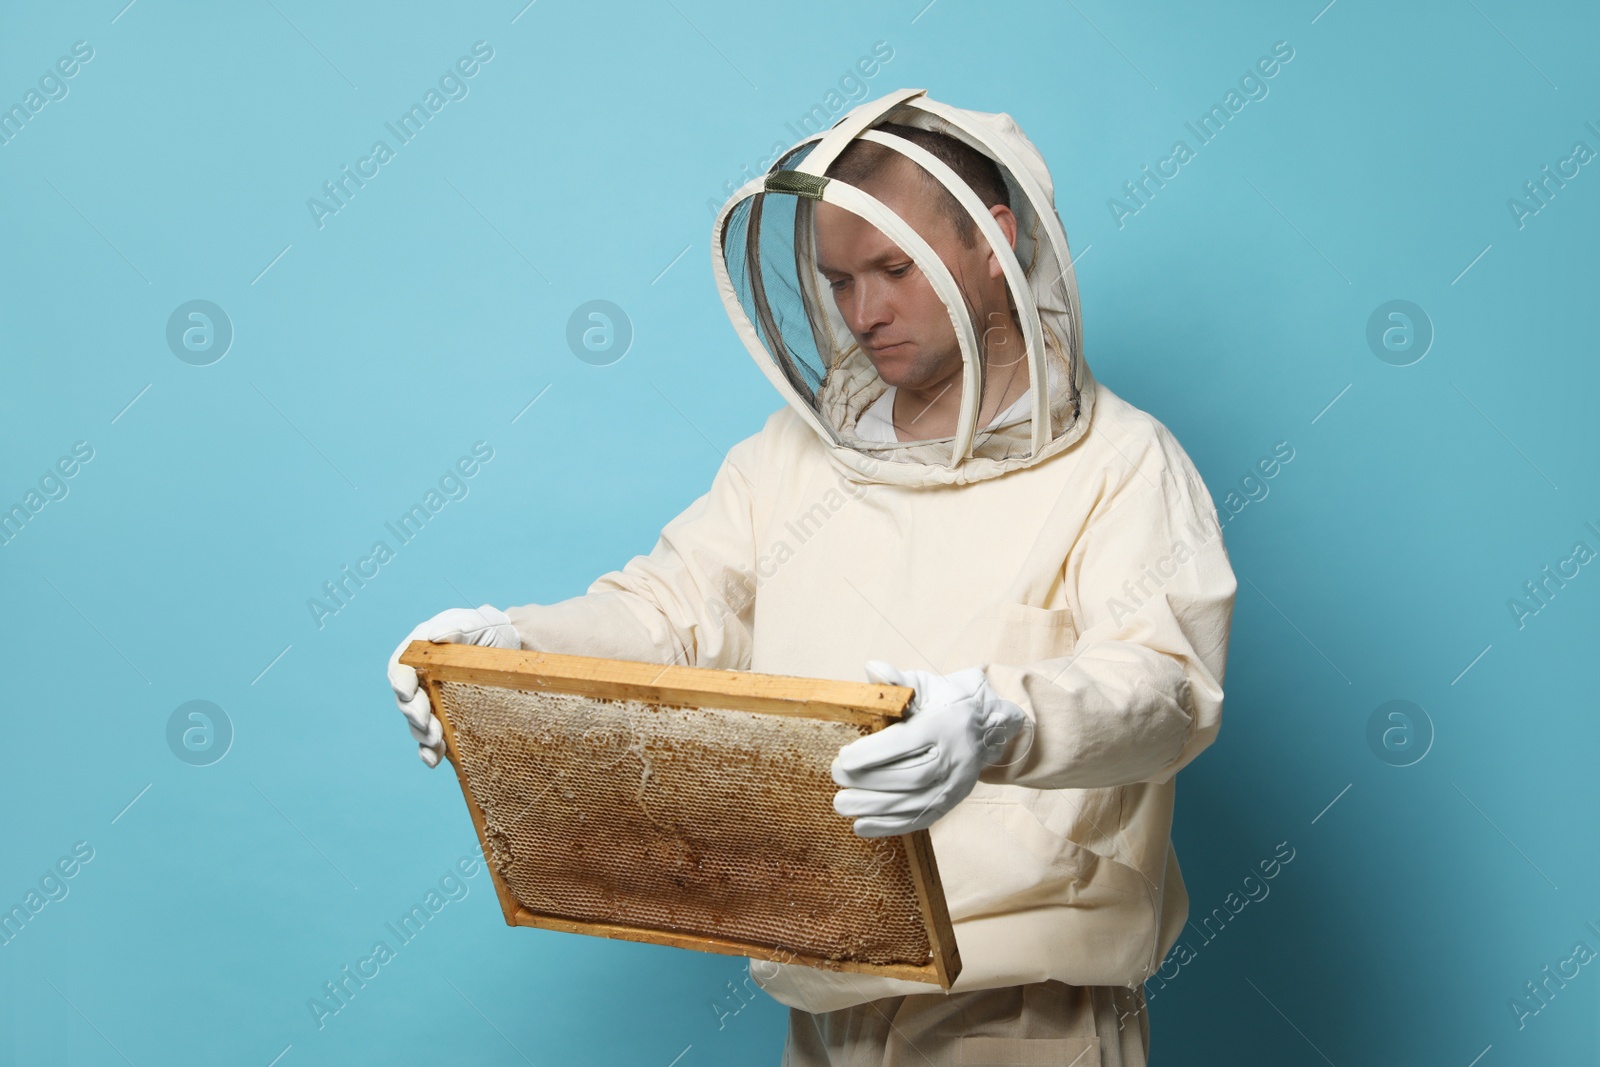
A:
887;264;913;278
828;278;849;292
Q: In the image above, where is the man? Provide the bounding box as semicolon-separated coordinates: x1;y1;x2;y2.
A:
388;89;1236;1065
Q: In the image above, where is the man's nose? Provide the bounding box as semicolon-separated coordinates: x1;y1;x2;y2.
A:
847;277;892;337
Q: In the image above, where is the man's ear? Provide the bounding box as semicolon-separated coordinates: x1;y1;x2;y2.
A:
986;205;1019;280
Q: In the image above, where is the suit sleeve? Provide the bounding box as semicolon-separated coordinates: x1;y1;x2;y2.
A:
503;436;759;671
978;430;1237;790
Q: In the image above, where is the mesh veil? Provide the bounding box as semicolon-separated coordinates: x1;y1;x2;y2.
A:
712;90;1088;476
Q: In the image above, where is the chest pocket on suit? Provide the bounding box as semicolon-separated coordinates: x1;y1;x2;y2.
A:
964;602;1078;666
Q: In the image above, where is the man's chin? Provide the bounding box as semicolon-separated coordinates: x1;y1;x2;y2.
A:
877;366;946;393
865;345;918;386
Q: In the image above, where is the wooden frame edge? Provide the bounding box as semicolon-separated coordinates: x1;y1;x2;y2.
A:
507;906;946;987
421;672;523;928
903;830;962;988
400;642;913;727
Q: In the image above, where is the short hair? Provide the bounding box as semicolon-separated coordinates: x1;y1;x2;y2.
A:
825;122;1010;248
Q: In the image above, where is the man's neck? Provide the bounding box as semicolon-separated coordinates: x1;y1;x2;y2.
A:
891;318;1029;440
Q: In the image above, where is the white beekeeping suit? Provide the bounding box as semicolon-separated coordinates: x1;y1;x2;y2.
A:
507;87;1237;1013
391;87;1237;1063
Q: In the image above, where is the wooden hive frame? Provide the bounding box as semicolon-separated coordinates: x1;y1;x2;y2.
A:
399;641;963;989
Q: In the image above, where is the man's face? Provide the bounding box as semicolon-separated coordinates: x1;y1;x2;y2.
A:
814;159;1006;394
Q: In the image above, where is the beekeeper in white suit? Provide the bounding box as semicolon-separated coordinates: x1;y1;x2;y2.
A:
388;88;1236;1066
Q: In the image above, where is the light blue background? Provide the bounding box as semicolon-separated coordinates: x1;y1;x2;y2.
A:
2;0;1597;1063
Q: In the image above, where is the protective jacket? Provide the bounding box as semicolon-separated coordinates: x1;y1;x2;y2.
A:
506;89;1237;1013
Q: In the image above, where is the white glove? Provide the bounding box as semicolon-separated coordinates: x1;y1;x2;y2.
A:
387;605;520;768
831;660;1028;837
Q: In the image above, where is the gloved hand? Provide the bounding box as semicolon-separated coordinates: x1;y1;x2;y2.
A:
387;605;520;768
831;660;1028;837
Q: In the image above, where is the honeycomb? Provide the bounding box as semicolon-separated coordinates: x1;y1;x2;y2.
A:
437;680;931;966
